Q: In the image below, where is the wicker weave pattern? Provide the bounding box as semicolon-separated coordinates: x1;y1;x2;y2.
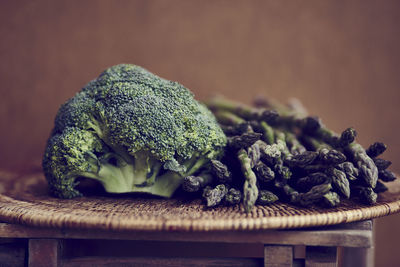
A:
0;171;399;231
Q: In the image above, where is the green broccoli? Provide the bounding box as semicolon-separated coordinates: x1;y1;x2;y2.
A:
43;64;226;199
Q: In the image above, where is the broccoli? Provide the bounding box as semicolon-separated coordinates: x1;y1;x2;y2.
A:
43;64;226;199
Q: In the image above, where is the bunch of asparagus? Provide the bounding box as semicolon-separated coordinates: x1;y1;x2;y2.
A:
182;96;397;213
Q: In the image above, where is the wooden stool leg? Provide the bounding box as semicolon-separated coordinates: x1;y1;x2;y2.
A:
264;245;293;267
28;239;61;267
341;247;374;267
305;246;337;267
0;239;26;267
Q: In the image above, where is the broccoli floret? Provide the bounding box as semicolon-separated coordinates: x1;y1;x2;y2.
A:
43;64;226;198
53;91;98;134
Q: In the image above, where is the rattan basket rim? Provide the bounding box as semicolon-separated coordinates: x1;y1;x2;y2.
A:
0;171;399;231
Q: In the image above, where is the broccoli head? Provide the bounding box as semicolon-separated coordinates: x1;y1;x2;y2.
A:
43;64;226;198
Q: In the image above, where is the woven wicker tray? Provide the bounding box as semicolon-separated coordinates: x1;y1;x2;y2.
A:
0;170;399;231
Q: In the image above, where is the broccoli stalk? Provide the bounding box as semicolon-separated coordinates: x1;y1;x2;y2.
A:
44;126;219;199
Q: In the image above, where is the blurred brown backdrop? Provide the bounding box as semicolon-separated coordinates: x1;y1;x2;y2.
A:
0;0;399;265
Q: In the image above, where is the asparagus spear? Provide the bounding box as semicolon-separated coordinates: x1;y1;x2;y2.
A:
327;167;350;199
339;128;357;147
225;188;242;205
347;143;378;188
323;191;341;207
259;98;358;150
373;158;392;171
337;162;359;181
182;174;213;193
285;132;307;155
299;183;332;207
202;184;229;207
213;110;246;126
207;97;259;120
207;97;278;124
227;132;263;149
352;186;377;205
296;172;330;192
260;121;275;144
247;142;261;168
274;159;292;182
366;142;387;158
252;97;304;128
220;122;252;136
250;98;359;156
302;116;323;134
379;170;397;182
274;130;290;156
318;148;347;165
254;140;284;165
254;161;275;183
374;181;388;193
285;151;318;168
257;190;279;205
210;160;232;183
238;148;259;212
282;184;300;203
300;135;330;151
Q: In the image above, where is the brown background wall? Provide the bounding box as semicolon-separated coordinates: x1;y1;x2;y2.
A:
1;1;399;265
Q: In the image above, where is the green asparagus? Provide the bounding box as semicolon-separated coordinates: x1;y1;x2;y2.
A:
347;143;378;188
373;158;392;171
203;95;396;211
238;148;259;212
224;188;242;205
257;190;279;205
366;142;387;158
211;160;232;183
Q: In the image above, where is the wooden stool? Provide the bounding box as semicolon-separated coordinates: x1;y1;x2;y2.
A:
0;220;373;267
